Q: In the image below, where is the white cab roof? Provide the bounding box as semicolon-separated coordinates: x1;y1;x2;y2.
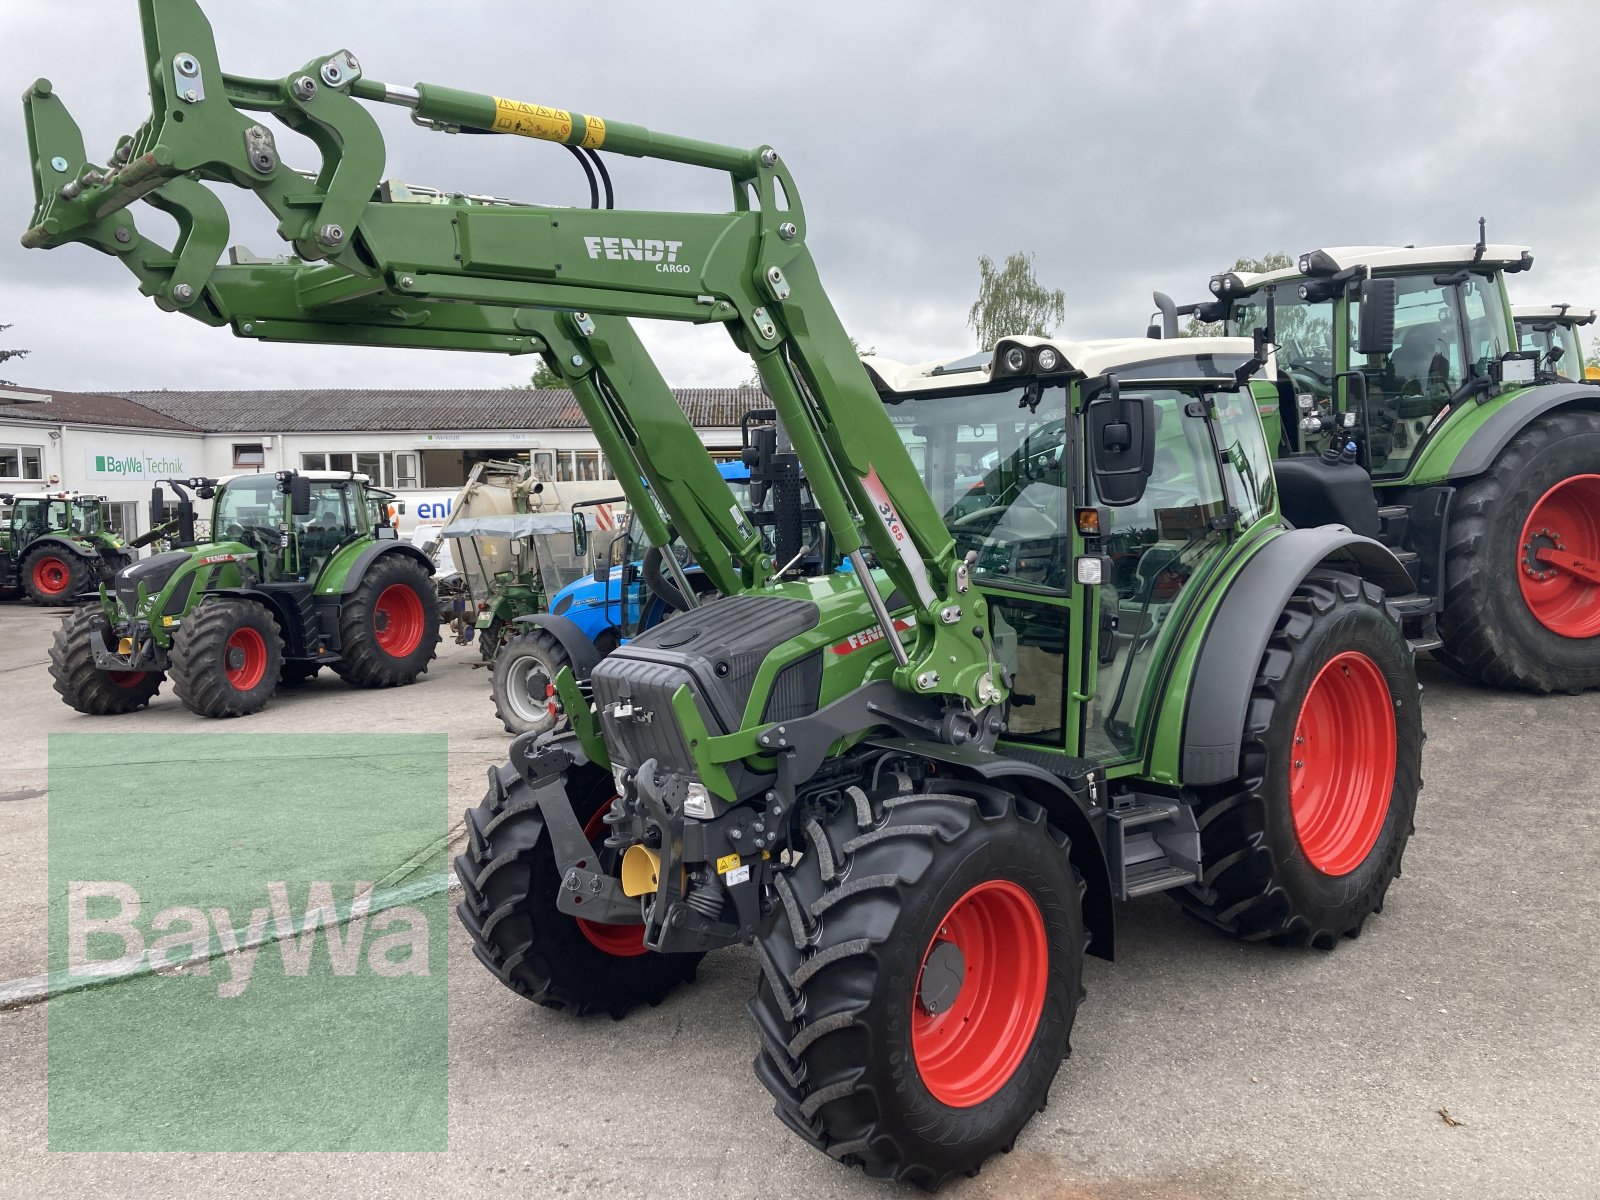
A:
1223;244;1533;290
865;336;1257;395
216;471;373;486
1512;304;1596;326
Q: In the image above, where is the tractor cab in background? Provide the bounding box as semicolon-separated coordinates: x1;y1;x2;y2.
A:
0;490;129;604
1513;304;1597;383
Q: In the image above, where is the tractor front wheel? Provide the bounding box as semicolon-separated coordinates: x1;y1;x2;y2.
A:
169;599;284;718
490;630;570;736
1437;409;1600;693
22;547;89;606
333;557;439;688
48;607;164;715
750;786;1086;1190
1177;570;1421;947
453;760;702;1017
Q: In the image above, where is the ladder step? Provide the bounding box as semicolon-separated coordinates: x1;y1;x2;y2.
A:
1107;801;1175;830
1123;860;1198;898
1376;505;1409;520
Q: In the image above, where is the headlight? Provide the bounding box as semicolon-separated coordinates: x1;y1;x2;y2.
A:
1298;283;1311;301
1298;255;1312;273
1003;346;1028;373
1209;278;1223;295
682;782;715;820
1036;346;1060;372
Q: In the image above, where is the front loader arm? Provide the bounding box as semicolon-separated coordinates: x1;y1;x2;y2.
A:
20;0;1004;710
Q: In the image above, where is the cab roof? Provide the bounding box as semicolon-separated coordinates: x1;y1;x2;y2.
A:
1215;243;1533;294
864;335;1258;395
1512;304;1596;327
217;471;373;486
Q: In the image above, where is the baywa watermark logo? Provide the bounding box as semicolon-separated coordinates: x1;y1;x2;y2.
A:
68;879;431;998
583;234;692;274
47;732;448;1151
93;452;188;476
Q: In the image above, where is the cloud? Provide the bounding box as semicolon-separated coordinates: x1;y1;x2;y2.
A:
3;0;1597;393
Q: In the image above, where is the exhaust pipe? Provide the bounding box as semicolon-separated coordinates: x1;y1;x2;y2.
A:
1152;291;1179;340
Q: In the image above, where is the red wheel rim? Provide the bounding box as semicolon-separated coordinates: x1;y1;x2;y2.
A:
107;671;149;689
32;557;69;595
1517;474;1600;639
224;626;268;691
574;801;648;957
912;879;1048;1108
1290;651;1396;876
373;583;425;656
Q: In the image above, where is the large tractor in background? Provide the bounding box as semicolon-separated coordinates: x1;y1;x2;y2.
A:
0;491;131;604
1153;233;1600;693
20;2;1425;1183
47;471;438;717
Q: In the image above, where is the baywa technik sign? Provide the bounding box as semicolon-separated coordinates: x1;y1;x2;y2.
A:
85;446;194;481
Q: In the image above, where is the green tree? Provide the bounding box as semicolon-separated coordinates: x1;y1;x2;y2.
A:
520;358;570;391
1182;253;1293;337
967;252;1066;350
0;321;29;386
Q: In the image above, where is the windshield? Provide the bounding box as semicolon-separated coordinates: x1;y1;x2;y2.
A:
1518;320;1584;382
1229;288;1336;402
885;384;1071;589
214;477;284;536
71;499;103;535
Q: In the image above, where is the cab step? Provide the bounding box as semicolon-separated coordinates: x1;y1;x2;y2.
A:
1107;797;1200;900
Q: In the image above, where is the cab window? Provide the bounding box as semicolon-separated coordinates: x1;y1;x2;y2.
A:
1350;275;1467;476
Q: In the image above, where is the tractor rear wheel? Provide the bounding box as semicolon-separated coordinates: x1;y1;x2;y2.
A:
490;630;570;736
169;599;284;718
48;607;164;715
332;556;439;688
1177;570;1421;947
453;760;702;1017
22;546;89;606
750;786;1086;1190
1436;409;1600;693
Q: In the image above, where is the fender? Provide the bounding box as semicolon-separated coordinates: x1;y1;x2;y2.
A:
865;736;1116;962
199;586;312;653
24;533;100;561
338;541;434;595
1444;383;1600;480
509;612;603;680
1181;526;1414;787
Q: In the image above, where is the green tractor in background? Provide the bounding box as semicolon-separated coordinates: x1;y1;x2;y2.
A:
48;470;438;718
1154;231;1600;692
0;491;131;604
1513;303;1597;384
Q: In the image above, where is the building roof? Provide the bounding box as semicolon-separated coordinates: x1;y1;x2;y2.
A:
865;335;1257;394
123;387;769;434
0;387;200;432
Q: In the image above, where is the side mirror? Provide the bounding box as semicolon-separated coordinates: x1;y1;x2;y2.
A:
1355;278;1397;357
571;511;589;559
1546;344;1565;366
148;485;165;531
284;474;312;517
1087;385;1156;507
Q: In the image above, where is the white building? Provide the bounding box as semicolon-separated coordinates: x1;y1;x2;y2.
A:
0;385;764;538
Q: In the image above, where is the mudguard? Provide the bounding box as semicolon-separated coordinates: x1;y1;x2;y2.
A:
1181;526;1414;787
337;542;434;595
24;533;100;560
1447;383;1600;479
865;735;1116;961
508;612;603;680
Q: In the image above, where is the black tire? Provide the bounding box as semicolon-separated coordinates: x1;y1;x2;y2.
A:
168;598;284;719
278;660;322;687
476;616;507;663
453;759;702;1017
1176;570;1422;947
750;786;1086;1190
332;556;439;688
490;630;570;736
1435;409;1600;693
21;545;91;606
48;606;164;715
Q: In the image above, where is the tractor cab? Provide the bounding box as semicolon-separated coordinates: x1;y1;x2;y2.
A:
1204;242;1536;478
198;471;379;582
3;491;111;546
0;490;126;603
1512;304;1596;383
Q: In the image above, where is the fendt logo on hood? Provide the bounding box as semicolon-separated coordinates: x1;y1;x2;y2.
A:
583;236;691;274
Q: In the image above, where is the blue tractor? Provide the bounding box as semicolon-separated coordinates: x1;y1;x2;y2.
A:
490;461;752;735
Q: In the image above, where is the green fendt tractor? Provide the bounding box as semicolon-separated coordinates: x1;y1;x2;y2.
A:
1512;303;1597;384
20;2;1424;1183
1153;231;1600;693
47;471;438;717
0;490;131;604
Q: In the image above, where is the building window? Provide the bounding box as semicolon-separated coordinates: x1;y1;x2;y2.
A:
0;444;43;481
575;451;599;481
233;442;265;468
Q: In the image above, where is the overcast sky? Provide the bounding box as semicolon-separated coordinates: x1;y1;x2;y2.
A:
3;1;1596;395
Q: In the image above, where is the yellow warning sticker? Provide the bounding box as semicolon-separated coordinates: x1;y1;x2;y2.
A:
580;114;607;149
715;852;742;875
492;98;573;143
